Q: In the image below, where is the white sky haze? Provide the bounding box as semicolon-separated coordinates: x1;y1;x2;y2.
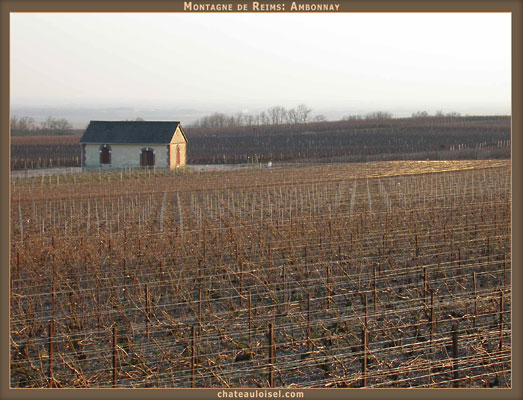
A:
10;12;511;117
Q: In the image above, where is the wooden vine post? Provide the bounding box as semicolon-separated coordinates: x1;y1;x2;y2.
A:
48;321;54;388
430;290;434;352
9;274;13;319
282;263;287;311
240;261;244;308
16;251;20;281
202;227;206;259
373;266;378;312
307;292;312;353
327;263;332;310
427;289;435;385
268;322;275;388
499;290;504;351
145;284;150;340
473;272;477;327
457;248;462;285
361;293;368;388
248;291;253;351
503;254;507;287
452;323;459;388
198;285;203;335
423;266;428;310
97;281;102;331
51;258;56;321
112;324;117;388
191;325;196;388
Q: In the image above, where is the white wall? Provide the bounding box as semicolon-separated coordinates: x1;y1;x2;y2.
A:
84;144;169;169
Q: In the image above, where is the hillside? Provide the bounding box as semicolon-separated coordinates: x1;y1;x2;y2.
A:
10;116;510;170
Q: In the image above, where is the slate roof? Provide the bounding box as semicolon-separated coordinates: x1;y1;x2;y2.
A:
80;121;186;144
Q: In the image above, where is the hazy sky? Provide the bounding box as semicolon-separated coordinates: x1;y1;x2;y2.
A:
11;12;511;116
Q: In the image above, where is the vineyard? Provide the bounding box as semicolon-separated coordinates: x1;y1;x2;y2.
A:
10;135;81;170
10;160;511;388
10;116;510;169
185;116;511;164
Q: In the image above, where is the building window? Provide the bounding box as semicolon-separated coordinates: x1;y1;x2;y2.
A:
100;144;111;164
140;147;155;167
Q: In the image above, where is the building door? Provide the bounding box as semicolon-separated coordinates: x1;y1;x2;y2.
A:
140;148;155;167
176;145;180;166
100;144;111;165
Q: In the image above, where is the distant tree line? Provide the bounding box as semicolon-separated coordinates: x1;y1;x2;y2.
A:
190;104;327;128
342;111;394;121
191;107;409;129
411;110;462;118
11;116;73;136
192;107;468;128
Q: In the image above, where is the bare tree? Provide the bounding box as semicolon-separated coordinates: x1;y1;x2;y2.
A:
365;111;393;120
284;104;313;124
296;104;312;123
233;112;245;126
41;116;55;130
313;114;327;122
259;111;270;125
18;116;36;131
286;108;299;124
55;118;72;130
41;116;72;132
195;113;232;128
267;106;287;125
412;111;429;118
189;104;316;128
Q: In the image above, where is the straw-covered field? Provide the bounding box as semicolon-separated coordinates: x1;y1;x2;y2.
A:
10;160;511;388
